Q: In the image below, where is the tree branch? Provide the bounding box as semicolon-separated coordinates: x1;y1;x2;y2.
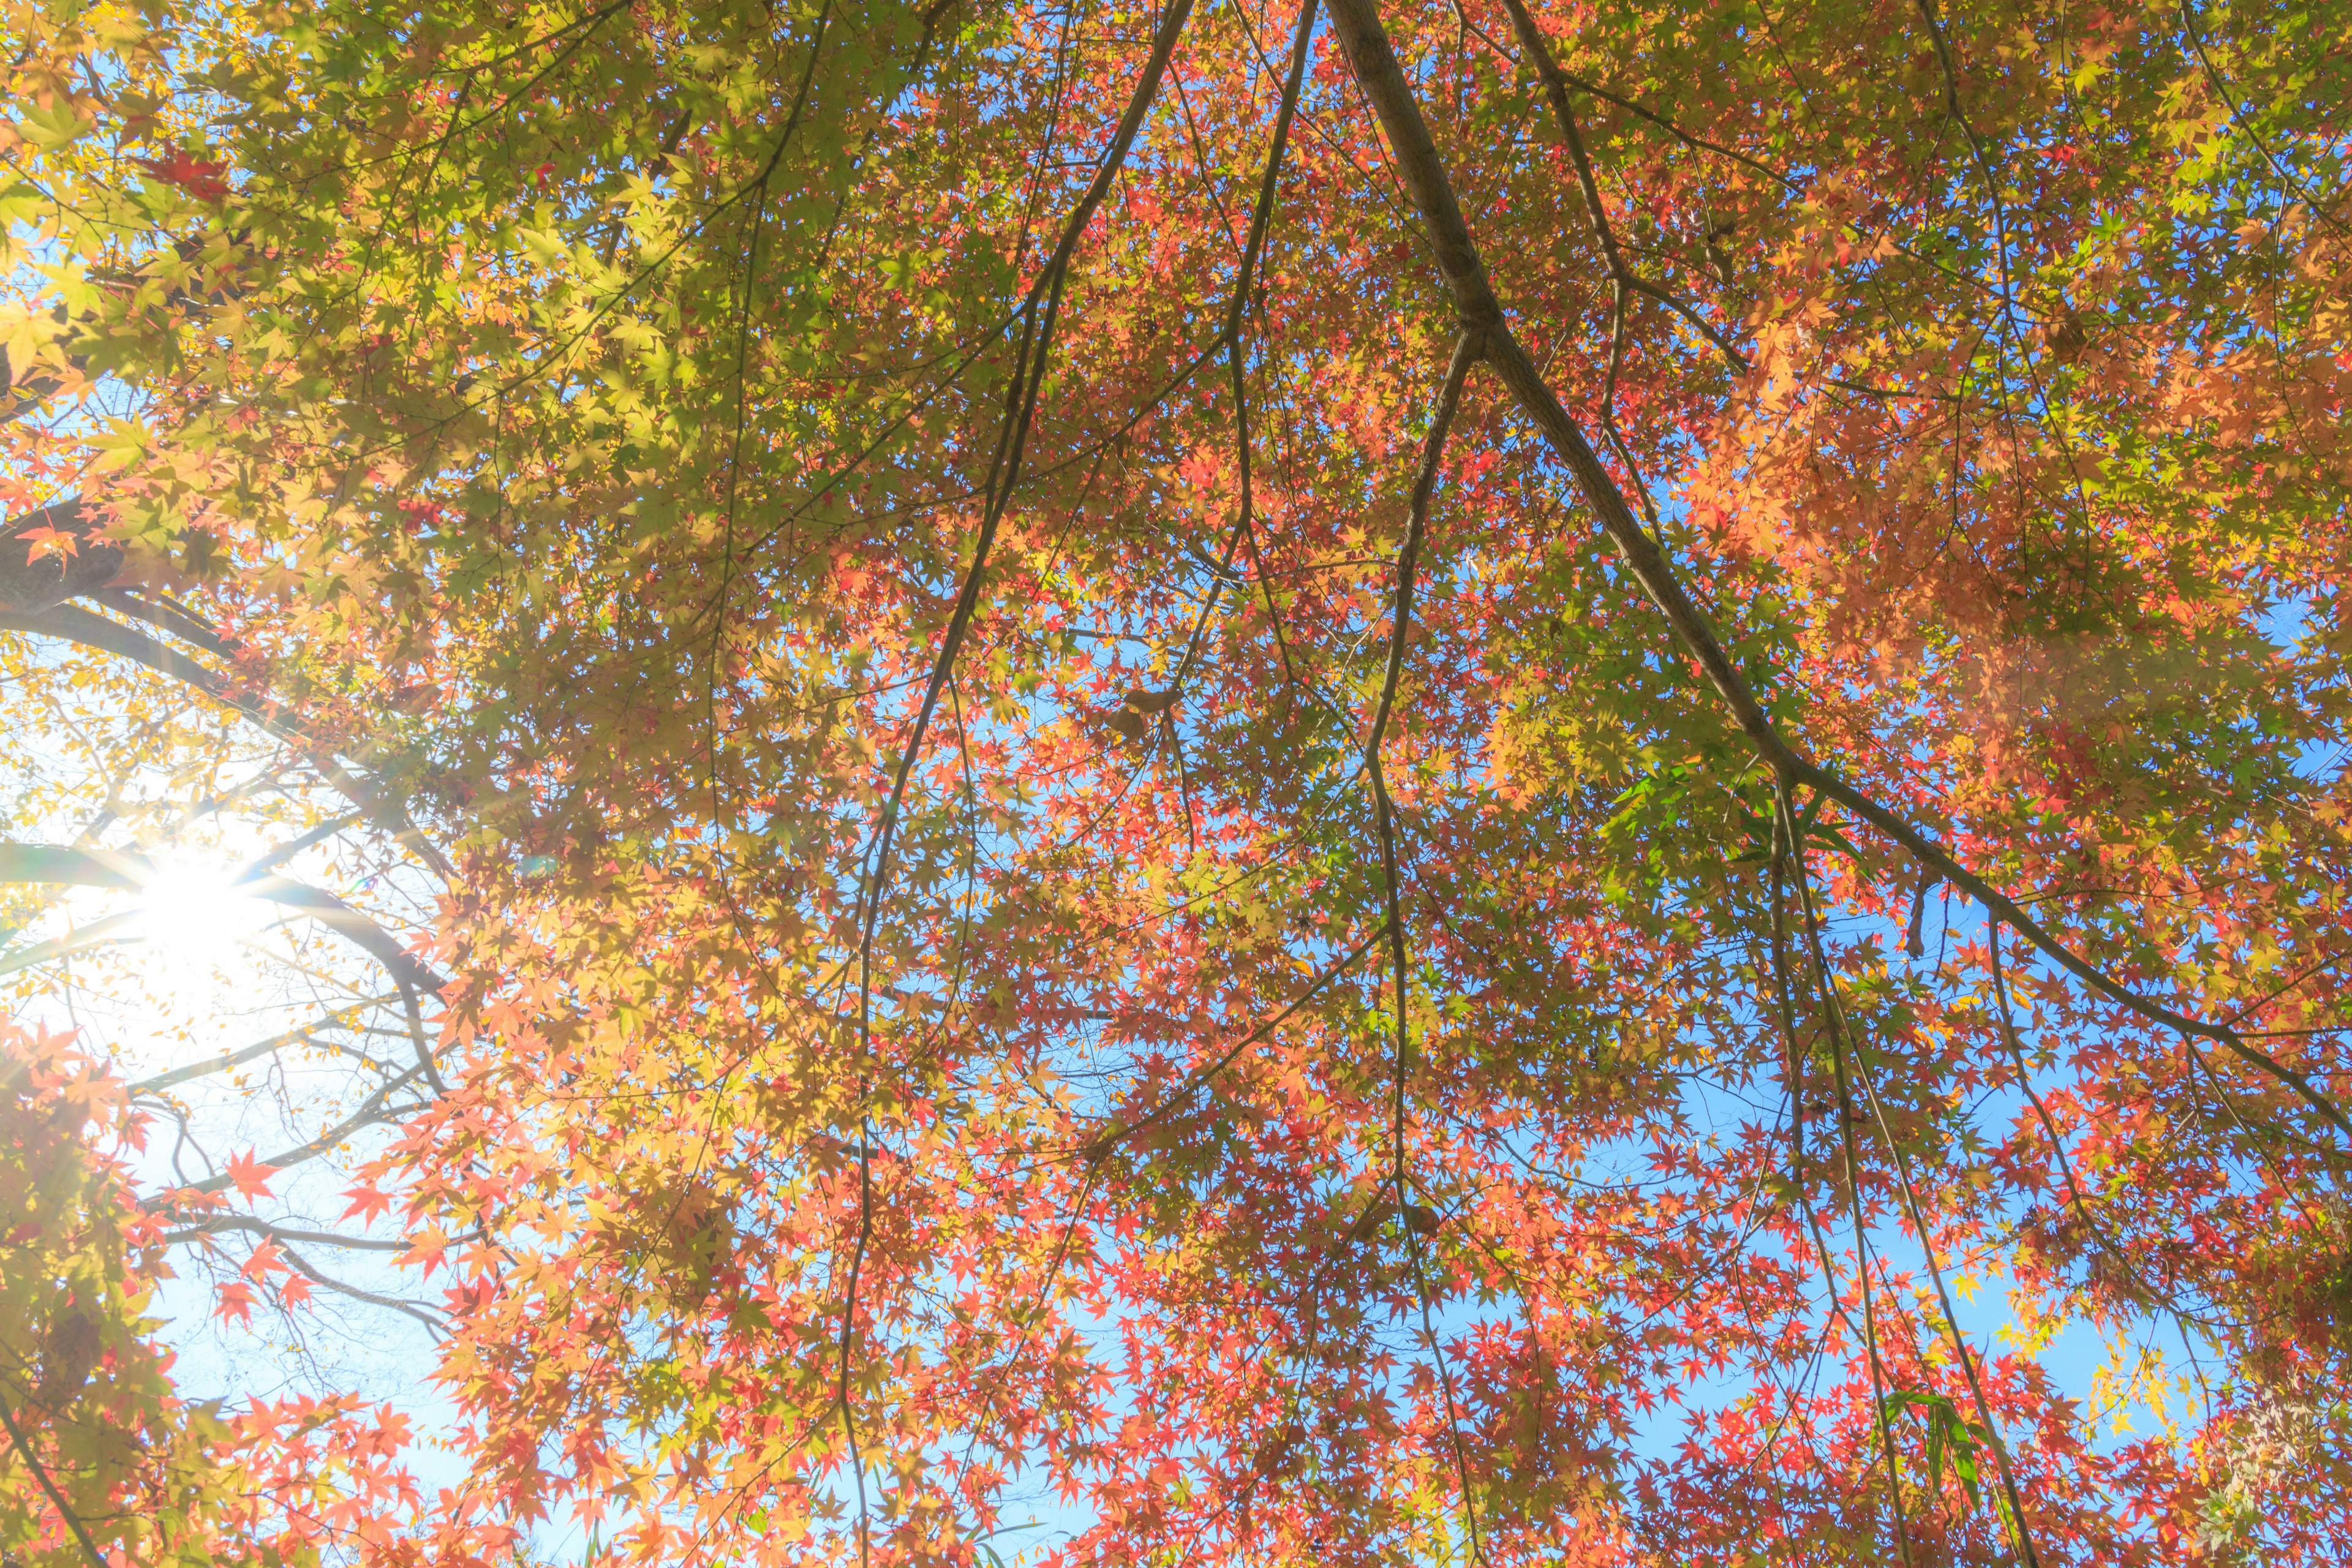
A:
160;1213;409;1253
149;1058;432;1204
1321;0;2352;1144
128;997;402;1096
1362;326;1483;1566
1080;924;1387;1161
0;586;453;881
0;1382;109;1568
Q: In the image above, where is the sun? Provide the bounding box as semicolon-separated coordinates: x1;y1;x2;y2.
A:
134;861;277;976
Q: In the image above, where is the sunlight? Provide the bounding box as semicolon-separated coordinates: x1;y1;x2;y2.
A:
134;861;276;977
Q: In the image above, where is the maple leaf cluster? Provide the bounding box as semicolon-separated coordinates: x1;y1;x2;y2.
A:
4;0;2352;1564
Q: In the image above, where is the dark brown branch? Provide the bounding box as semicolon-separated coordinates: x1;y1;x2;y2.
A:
1367;332;1479;1189
2177;0;2350;237
1173;0;1322;698
269;1239;447;1335
89;586;235;658
1500;0;1754;380
1807;777;2352;1140
160;1213;409;1253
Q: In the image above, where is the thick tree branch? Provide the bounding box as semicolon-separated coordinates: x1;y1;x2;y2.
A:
1;500;120;610
1321;0;2352;1144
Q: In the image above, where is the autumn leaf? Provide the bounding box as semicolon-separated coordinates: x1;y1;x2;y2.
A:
339;1183;393;1226
222;1149;276;1201
214;1279;257;1326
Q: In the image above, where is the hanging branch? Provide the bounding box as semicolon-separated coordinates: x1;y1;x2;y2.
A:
1986;926;2199;1320
837;5;1204;1559
706;0;839;828
1171;0;1324;696
1846;1042;2045;1567
1783;786;2049;1566
1496;0;1749;521
1777;786;1920;1568
1363;329;1483;1560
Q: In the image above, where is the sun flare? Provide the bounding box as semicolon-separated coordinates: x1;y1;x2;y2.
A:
134;862;276;973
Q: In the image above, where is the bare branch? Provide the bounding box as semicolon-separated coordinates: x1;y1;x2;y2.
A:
150;1058;432;1204
271;1240;447;1336
129;996;404;1095
160;1213;409;1253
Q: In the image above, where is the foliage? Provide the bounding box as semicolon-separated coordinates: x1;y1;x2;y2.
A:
4;0;2352;1562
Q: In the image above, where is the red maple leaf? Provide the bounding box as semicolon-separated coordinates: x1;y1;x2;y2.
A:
222;1149;277;1201
339;1183;393;1225
15;525;78;564
134;152;229;202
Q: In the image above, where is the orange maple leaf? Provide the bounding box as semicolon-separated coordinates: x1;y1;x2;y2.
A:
339;1183;393;1225
15;525;78;564
223;1149;277;1200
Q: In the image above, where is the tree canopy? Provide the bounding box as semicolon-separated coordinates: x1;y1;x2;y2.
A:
4;0;2352;1562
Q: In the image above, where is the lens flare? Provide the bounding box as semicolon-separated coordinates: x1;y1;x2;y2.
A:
135;863;274;976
